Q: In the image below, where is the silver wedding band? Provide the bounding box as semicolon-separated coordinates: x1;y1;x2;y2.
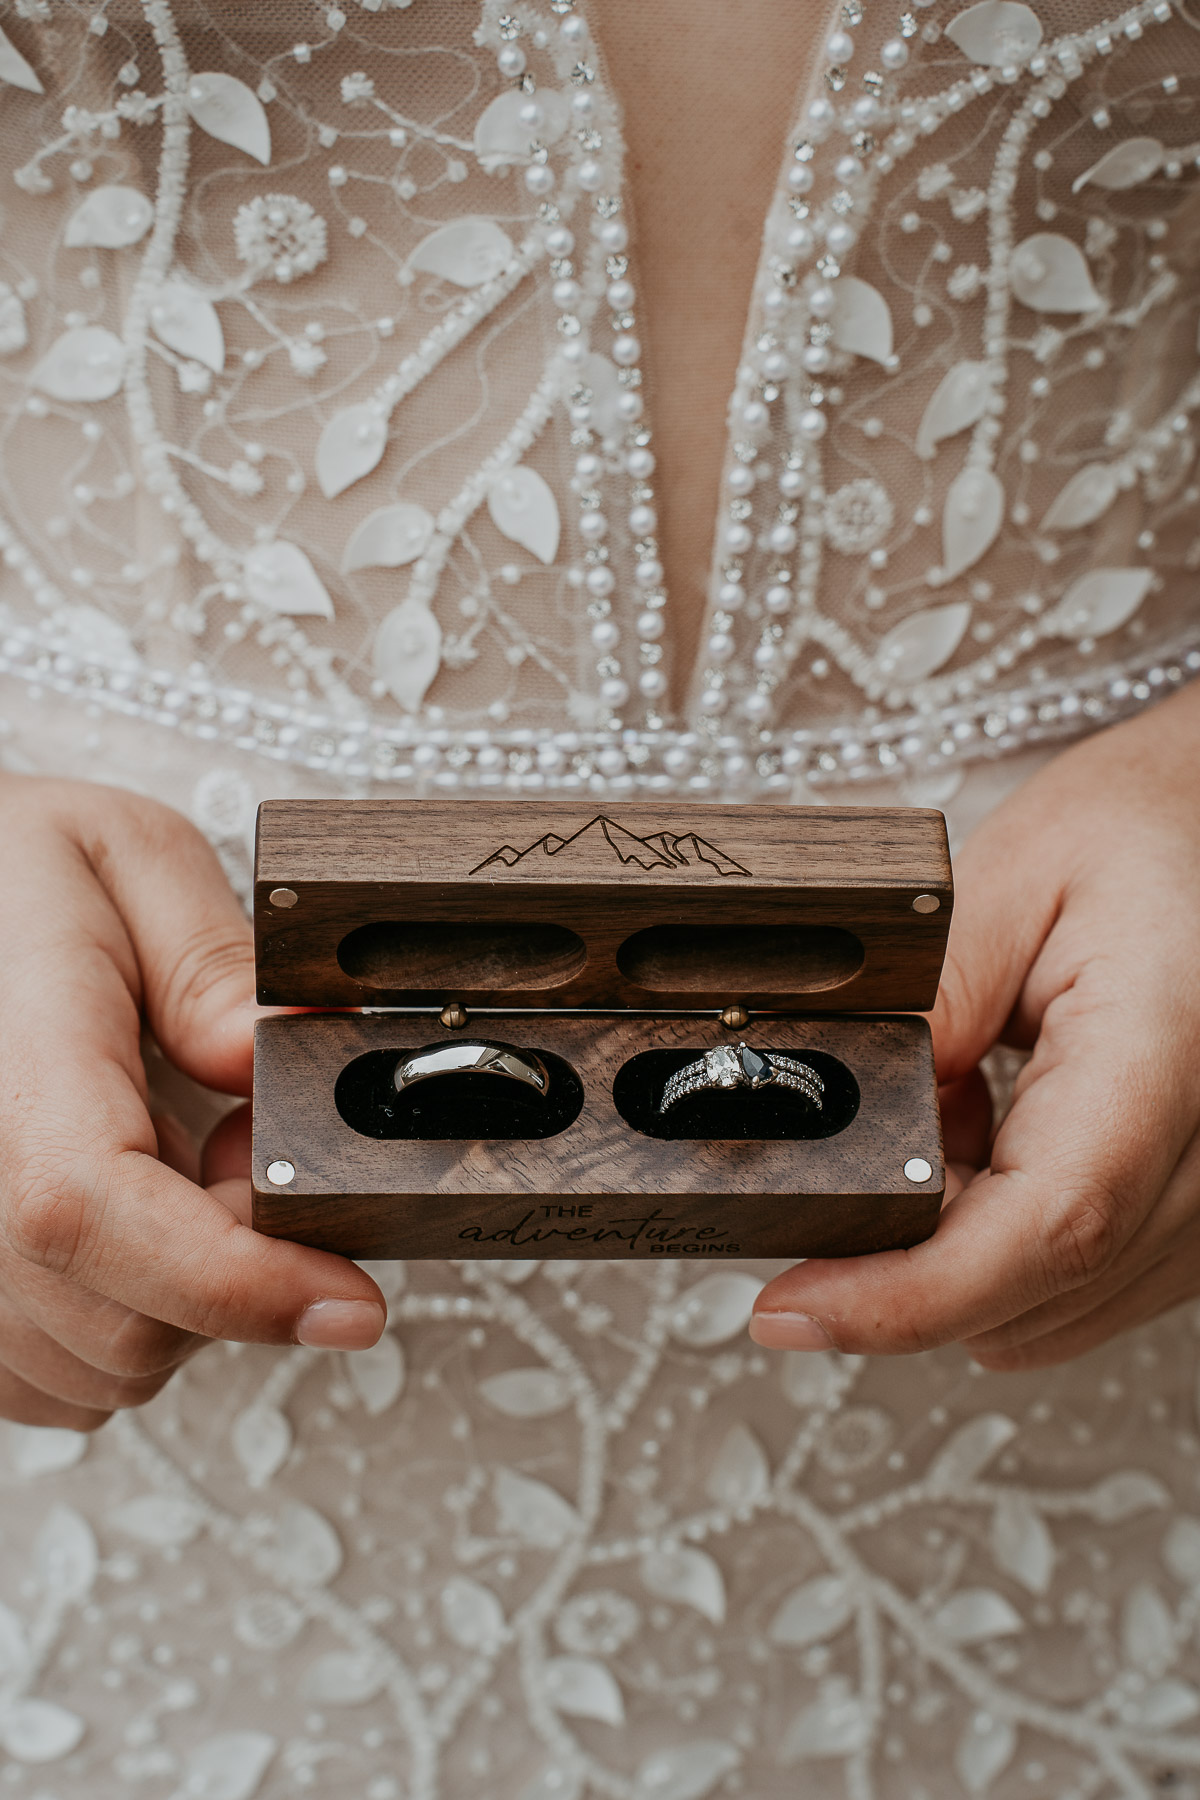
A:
660;1042;824;1113
393;1039;551;1097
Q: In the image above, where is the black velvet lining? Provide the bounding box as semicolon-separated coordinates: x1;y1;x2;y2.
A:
335;1047;584;1141
613;1048;860;1141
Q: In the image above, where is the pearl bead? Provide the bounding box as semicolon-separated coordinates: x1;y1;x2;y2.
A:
699;687;727;714
787;223;815;257
497;45;526;76
724;522;753;553
798;408;828;440
835;155;863;182
728;464;755;496
519;101;545;131
826;30;855;63
718;581;746;610
575;452;601;480
707;633;734;662
766;584;792;613
802;344;830;374
636;558;664;586
636;609;664;639
607;279;635;310
808;97;835;133
763;287;788;316
552;278;582;308
599;220;628;252
853;95;880;124
639;668;667;698
787;163;814;194
578;159;603;191
809;285;835;319
579;511;608;541
612;334;640;366
545;226;574;256
825;221;857;256
629;504;657;534
768;523;797;553
600;676;629;706
763;351;790;380
664;746;693;776
626;447;656;478
616;392;643;422
754;642;778;669
586;566;615;595
743;692;772;722
591;620;620;651
560;13;586;41
779;469;805;498
881;37;909;68
525;164;555;196
742;399;769;430
571;91;594;117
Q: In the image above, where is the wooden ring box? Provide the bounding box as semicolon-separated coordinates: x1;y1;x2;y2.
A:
251;801;953;1261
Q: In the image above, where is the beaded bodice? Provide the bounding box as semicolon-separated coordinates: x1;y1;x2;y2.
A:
0;0;1198;802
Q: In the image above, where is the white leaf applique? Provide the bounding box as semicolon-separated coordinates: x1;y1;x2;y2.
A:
875;601;971;684
232;1403;293;1488
1011;233;1102;314
990;1495;1054;1594
781;1350;848;1408
374;600;442;713
1087;1470;1170;1521
1121;1581;1177;1669
633;1742;740;1800
479;1368;570;1418
33;326;125;403
488;465;560;564
1163;1517;1200;1587
35;1506;97;1606
1041;464;1120;532
64;185;154;249
342;502;435;573
267;1502;343;1587
178;1731;277;1800
149;278;225;373
780;1679;870;1761
493;1468;580;1547
301;1651;387;1705
545;1656;625;1726
916;361;992;460
58;604;138;666
830;276;894;365
474;89;569;170
244;541;335;620
1119;1678;1200;1729
940;467;1004;581
317;404;389;500
669;1271;764;1347
109;1495;206;1549
0;1699;85;1764
0;283;26;357
1073;137;1163;193
768;1575;853;1647
705;1423;770;1511
955;1713;1016;1794
945;0;1042;66
933;1588;1024;1643
640;1547;726;1624
441;1576;507;1651
185;73;271;165
0;25;42;93
1045;567;1152;639
407;218;515;288
7;1423;87;1476
347;1334;405;1415
0;1605;28;1685
928;1415;1018;1493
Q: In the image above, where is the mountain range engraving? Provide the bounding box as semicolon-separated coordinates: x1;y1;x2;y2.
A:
469;815;752;878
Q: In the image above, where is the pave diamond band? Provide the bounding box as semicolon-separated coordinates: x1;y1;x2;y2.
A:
659;1043;824;1114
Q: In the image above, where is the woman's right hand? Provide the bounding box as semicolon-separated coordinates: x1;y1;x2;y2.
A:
0;775;387;1431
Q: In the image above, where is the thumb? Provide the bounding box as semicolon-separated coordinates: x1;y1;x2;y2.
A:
79;790;259;1096
930;784;1062;1084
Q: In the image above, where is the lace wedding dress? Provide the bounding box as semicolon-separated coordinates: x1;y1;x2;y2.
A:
1;1;1199;1795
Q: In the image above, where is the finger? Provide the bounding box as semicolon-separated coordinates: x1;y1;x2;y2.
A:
938;1067;993;1167
0;1293;184;1410
0;1255;199;1377
202;1103;252;1187
750;964;1198;1356
153;1113;200;1184
0;1362;111;1431
966;1244;1200;1370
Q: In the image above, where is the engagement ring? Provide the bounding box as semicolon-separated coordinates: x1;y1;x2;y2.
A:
659;1042;823;1114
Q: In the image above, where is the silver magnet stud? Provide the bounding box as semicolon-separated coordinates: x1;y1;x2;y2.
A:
911;894;940;914
903;1157;933;1183
266;1159;296;1186
269;887;298;909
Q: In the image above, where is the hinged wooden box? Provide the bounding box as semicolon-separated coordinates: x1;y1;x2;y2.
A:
251;801;952;1261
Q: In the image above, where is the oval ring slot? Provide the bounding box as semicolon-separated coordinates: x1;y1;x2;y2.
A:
337;920;587;992
616;923;864;994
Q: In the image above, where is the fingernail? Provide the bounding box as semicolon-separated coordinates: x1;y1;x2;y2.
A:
748;1311;833;1351
296;1299;386;1350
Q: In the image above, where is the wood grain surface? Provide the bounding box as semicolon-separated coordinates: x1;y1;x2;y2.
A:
252;1013;945;1260
254;801;952;1012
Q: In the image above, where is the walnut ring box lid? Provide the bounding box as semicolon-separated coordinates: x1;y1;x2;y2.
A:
254;800;952;1013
